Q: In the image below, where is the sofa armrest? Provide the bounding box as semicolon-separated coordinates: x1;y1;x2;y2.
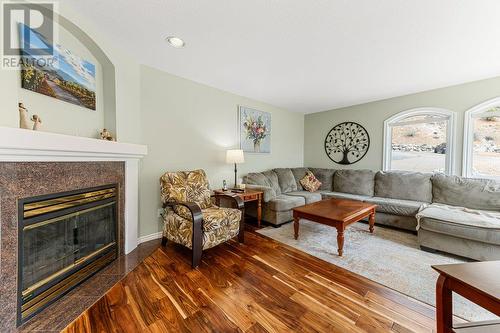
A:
245;184;275;202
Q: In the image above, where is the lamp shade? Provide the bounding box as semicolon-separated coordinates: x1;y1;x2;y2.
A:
226;149;245;164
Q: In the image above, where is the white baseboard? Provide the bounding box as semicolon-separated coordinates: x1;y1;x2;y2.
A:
138;231;163;244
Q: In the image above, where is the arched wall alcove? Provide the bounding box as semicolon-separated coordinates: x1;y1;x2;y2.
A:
20;3;117;138
56;11;117;137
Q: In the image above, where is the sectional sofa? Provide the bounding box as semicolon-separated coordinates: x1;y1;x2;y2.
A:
243;168;500;261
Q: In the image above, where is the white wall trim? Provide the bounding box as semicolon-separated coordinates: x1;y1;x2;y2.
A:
0;126;148;254
0;126;146;159
383;107;457;175
463;97;500;179
138;231;163;244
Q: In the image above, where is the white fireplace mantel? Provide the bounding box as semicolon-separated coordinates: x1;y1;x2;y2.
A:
0;126;148;254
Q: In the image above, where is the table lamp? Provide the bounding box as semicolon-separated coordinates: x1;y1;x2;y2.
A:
226;149;245;189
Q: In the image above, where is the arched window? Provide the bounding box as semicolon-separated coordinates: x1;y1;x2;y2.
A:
383;108;456;174
463;98;500;179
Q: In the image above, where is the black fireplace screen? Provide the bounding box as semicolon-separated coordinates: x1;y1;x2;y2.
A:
18;185;118;325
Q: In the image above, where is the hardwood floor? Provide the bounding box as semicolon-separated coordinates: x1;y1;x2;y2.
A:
62;230;438;332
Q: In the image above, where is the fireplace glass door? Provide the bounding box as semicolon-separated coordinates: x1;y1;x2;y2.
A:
18;185;118;324
22;202;116;290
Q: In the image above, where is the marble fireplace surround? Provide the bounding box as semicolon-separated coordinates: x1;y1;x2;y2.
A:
0;127;147;330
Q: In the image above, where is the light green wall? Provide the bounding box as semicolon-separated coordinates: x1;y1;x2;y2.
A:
139;65;304;237
304;76;500;174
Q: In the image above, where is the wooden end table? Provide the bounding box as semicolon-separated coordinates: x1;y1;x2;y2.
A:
214;189;263;227
292;198;376;256
432;261;500;333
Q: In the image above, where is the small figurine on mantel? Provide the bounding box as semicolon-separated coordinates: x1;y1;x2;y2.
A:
31;114;42;131
100;128;115;141
19;102;43;131
18;103;31;129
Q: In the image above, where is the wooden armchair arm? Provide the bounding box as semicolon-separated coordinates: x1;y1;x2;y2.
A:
212;192;244;210
212;192;245;244
163;201;203;268
163;201;203;222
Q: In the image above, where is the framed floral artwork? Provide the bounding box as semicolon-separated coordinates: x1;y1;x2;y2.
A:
239;106;271;153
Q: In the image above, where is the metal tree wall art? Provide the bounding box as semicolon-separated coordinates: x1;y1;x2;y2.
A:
324;122;370;165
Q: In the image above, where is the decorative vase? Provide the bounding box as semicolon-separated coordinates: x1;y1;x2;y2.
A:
253;141;261;153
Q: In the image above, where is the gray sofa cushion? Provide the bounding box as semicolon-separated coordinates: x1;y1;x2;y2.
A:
268;194;305;212
419;216;500;246
432;174;500;211
333;169;375;196
273;168;298;193
308;168;335;191
290;167;310;191
418;229;500;261
375;171;432;203
321;191;370;202
285;191;322;204
262;170;281;196
365;197;425;217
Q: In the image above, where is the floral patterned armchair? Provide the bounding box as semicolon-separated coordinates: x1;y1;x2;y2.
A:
160;169;244;268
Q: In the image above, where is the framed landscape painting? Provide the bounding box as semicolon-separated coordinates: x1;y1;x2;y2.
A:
19;24;96;110
239;106;271;153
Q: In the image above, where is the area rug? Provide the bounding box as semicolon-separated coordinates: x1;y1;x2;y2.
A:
257;220;496;322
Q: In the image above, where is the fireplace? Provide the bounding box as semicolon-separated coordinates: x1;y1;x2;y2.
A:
0;130;146;331
17;184;119;324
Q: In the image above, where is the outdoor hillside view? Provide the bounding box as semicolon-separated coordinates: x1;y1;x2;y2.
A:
472;115;500;176
391;119;448;173
392;113;500;176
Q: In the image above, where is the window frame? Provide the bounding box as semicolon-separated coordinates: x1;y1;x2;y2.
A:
383;107;456;175
463;97;500;180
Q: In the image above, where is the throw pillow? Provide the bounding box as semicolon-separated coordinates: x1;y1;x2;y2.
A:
300;171;322;192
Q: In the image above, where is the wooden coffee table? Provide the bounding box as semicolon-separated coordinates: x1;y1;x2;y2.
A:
293;198;377;256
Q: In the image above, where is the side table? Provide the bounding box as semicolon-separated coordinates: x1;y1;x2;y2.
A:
432;261;500;333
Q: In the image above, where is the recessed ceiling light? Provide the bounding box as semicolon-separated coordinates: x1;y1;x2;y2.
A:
166;36;185;48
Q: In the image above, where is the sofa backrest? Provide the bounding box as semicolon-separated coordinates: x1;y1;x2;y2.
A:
308;168;335;191
432;174;500;211
273;168;298;193
375;171;432;203
334;169;375;196
244;172;280;196
244;170;284;195
290;167;310;191
262;170;281;196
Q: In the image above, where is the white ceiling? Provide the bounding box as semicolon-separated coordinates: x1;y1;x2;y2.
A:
65;0;500;113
